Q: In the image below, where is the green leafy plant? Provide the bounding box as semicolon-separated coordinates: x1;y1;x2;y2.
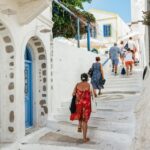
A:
52;0;95;38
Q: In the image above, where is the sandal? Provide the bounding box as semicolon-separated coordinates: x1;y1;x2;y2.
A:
98;91;102;95
83;138;90;143
77;127;82;132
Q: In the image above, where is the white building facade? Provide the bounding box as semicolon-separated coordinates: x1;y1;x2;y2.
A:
131;0;150;149
88;9;131;49
130;0;146;67
0;0;53;142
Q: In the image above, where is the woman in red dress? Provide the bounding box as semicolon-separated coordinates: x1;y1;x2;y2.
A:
70;73;92;143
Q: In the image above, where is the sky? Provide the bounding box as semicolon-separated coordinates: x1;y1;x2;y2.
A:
83;0;131;23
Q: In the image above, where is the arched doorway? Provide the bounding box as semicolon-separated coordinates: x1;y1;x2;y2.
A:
24;36;48;130
0;19;17;141
24;46;33;128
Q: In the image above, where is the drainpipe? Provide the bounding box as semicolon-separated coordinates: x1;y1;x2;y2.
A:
53;0;93;51
87;21;91;51
77;18;80;48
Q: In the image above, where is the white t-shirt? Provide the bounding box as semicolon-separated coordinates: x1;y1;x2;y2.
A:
128;40;136;50
125;51;133;61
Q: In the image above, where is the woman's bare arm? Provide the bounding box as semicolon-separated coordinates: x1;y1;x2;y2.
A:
72;83;78;96
100;64;104;80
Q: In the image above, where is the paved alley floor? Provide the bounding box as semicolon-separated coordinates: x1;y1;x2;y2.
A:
1;67;143;150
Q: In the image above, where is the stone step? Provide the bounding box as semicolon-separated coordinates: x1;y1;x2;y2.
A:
17;125;132;150
102;88;142;94
105;77;142;81
104;83;141;87
46;121;132;150
57;107;134;121
47;119;134;136
105;75;142;79
20;144;95;150
53;112;134;125
61;95;139;113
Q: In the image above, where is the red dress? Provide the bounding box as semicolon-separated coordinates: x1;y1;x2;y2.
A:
70;88;91;122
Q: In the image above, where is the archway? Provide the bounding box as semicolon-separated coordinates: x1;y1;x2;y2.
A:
0;19;16;141
25;47;33;128
24;36;48;129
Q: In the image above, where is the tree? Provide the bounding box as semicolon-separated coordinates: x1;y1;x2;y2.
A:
52;0;95;38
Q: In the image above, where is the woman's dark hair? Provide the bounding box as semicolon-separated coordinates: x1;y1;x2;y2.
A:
96;56;100;61
127;48;131;51
81;73;88;82
120;41;124;44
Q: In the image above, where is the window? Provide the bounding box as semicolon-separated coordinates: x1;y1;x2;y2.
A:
103;24;111;37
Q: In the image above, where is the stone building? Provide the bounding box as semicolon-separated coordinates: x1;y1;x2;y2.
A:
0;0;53;142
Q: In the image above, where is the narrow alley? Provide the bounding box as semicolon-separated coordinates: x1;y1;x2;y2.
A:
10;66;143;150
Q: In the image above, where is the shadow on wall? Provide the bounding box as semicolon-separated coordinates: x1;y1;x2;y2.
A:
143;66;148;80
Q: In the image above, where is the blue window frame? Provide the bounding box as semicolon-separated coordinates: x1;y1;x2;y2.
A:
25;47;33;128
103;24;111;37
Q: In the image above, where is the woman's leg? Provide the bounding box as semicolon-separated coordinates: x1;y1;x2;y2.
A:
126;64;129;76
98;89;101;95
78;120;82;132
130;63;133;74
82;121;89;142
93;89;97;97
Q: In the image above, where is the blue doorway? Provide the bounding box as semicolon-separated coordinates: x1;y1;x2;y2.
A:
25;47;33;128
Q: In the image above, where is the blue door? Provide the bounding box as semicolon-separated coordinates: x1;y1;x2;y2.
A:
25;47;33;128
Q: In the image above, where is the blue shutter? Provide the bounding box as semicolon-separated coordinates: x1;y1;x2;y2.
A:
103;24;111;37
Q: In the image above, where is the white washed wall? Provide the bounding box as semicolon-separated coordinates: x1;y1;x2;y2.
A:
133;71;150;150
117;17;130;39
51;41;98;114
132;1;150;149
0;7;52;142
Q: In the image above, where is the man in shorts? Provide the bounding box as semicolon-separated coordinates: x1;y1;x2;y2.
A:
109;43;121;75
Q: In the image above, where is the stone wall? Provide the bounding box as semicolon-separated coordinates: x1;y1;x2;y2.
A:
133;69;150;150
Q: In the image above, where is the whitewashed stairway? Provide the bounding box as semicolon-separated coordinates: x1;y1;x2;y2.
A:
18;68;143;150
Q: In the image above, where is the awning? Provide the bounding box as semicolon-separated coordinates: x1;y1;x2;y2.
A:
118;31;140;41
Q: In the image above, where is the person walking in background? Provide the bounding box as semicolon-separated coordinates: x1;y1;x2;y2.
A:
70;73;92;143
91;56;104;97
119;41;126;64
124;48;134;75
127;37;137;63
109;43;121;75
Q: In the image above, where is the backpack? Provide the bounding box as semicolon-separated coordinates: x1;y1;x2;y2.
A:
124;43;128;50
121;67;126;75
